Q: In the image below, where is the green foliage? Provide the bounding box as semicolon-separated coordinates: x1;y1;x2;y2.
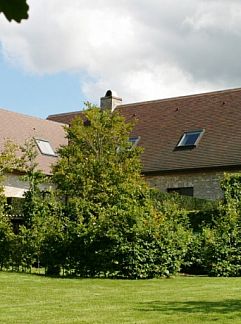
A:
6;138;66;274
52;105;190;278
151;189;218;212
11;225;37;271
0;0;29;23
5;198;24;217
187;209;219;232
36;194;68;276
6;111;241;279
194;173;241;277
0;213;14;269
152;189;223;276
65;199;191;278
15;191;68;275
53;104;144;220
20;138;47;227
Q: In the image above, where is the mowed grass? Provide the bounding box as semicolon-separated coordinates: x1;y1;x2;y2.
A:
1;272;241;323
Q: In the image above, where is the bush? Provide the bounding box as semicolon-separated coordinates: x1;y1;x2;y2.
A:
151;189;218;212
61;195;191;279
197;174;241;276
0;214;14;269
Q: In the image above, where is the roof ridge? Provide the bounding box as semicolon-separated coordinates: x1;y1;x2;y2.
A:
0;107;67;126
118;86;241;109
47;110;83;119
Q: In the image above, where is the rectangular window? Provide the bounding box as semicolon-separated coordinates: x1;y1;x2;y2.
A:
177;130;204;148
167;187;194;197
35;139;56;156
129;136;140;147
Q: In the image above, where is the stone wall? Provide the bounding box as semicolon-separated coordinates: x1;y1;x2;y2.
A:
145;170;227;200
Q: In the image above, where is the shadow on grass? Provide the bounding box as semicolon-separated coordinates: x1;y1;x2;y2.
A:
138;300;241;317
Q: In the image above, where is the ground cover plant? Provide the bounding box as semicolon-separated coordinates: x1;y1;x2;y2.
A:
1;272;241;324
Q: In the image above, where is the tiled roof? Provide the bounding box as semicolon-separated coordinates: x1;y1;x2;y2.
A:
47;110;83;124
0;108;67;174
47;87;241;173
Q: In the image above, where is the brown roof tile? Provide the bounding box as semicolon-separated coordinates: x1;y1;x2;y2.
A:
47;87;241;173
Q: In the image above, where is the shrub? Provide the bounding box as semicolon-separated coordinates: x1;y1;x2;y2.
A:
0;213;14;269
198;174;241;276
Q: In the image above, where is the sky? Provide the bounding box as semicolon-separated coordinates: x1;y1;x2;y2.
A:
0;0;241;118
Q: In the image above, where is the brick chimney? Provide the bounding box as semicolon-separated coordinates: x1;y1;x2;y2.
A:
100;90;122;112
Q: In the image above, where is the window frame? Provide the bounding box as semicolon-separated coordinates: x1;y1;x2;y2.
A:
177;129;204;148
35;139;57;157
128;136;140;148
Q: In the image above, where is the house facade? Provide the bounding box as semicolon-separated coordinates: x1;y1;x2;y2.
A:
2;87;241;201
48;87;241;200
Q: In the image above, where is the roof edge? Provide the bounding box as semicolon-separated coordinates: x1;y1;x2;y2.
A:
0;107;67;127
143;164;241;176
47;110;84;119
117;86;241;109
47;86;241;119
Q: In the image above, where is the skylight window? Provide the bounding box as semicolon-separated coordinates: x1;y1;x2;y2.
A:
129;136;140;149
177;130;204;148
35;139;56;156
129;136;140;147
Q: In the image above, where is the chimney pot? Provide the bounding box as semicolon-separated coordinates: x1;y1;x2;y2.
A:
100;89;122;112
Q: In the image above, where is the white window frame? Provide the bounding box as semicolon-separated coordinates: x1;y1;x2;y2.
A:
35;139;57;156
177;130;204;148
129;136;140;147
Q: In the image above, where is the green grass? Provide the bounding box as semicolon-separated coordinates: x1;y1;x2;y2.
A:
1;272;241;323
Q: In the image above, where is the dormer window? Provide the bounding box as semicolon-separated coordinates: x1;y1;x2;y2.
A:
177;130;204;148
35;139;56;156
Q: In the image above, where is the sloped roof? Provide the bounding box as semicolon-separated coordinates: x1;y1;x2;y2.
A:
47;110;83;124
0;108;67;174
47;87;241;173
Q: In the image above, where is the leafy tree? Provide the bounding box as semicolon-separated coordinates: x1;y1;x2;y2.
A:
53;104;190;278
0;140;24;269
20;138;47;227
0;0;29;23
53;103;145;222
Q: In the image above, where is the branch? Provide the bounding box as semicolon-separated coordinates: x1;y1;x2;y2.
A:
0;0;29;23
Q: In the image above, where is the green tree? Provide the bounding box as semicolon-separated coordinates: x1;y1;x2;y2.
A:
0;140;24;270
0;0;29;23
53;103;145;222
53;104;190;278
20;138;47;227
16;138;67;275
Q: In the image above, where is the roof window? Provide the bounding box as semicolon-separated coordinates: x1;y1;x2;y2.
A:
35;139;56;156
177;130;204;148
128;136;140;149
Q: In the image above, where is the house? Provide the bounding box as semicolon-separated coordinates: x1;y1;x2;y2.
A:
47;87;241;200
0;108;67;198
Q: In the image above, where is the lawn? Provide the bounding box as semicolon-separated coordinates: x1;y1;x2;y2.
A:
1;272;241;323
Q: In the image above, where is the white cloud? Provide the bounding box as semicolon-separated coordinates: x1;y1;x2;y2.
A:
0;0;241;104
184;1;241;33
